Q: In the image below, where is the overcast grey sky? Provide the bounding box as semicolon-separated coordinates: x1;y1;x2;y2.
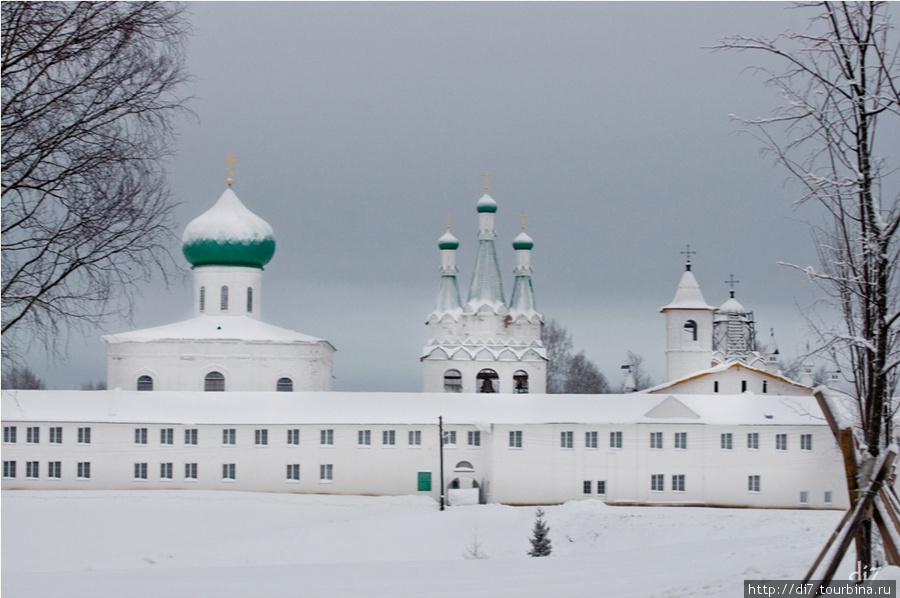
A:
35;2;855;391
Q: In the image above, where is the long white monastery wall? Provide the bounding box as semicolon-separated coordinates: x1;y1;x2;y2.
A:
0;391;848;509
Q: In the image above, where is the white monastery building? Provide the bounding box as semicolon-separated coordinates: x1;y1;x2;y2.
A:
1;175;849;510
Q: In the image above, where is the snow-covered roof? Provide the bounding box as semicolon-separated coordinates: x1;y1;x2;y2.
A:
476;193;498;213
1;390;828;427
718;296;745;315
102;315;330;346
643;360;811;394
660;269;715;311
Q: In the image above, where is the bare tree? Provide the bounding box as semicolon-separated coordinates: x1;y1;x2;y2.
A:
542;319;574;394
565;351;609;394
1;2;191;363
717;1;900;575
1;365;46;390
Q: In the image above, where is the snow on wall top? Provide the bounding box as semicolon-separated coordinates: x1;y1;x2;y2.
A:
182;188;275;268
102;315;329;345
660;269;715;311
1;390;828;427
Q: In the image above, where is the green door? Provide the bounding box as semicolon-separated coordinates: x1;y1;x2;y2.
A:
417;471;432;492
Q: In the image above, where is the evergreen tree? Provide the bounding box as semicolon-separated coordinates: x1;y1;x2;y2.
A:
527;507;552;557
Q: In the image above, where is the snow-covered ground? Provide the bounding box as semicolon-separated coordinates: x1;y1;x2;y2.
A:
2;490;857;597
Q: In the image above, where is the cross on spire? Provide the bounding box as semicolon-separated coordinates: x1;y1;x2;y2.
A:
725;274;740;298
225;152;237;186
521;211;526;231
446;210;452;230
483;170;490;191
680;244;696;271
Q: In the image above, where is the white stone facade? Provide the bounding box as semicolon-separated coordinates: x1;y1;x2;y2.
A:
1;391;847;509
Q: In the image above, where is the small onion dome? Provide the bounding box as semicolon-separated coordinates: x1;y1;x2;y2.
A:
512;231;534;250
182;188;276;269
719;296;745;315
476;193;498;213
438;230;459;250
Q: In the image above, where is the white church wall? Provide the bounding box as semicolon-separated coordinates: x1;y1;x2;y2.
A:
107;340;333;392
651;367;810;397
192;266;263;318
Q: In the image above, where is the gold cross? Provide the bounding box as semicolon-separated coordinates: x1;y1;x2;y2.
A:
521;211;526;231
446;210;452;230
225;152;237;186
483;170;490;191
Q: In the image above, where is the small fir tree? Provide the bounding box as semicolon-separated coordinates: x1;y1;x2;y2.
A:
527;507;552;557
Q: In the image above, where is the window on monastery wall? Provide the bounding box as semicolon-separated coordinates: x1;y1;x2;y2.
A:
4;426;16;443
762;380;768;394
4;461;16;478
824;491;832;504
443;369;462;393
160;462;173;480
560;431;574;449
184;429;198;445
137;375;153;391
78;427;91;444
134;462;148;480
721;433;733;450
383;430;396;446
205;371;225;392
597;481;606;495
801;434;812;451
513;370;529;394
477;369;499;393
246;287;253;313
358;430;371;446
610;431;623;449
287;429;300;445
650;432;663;449
454;461;474;472
409;430;422;446
199;286;205;312
160;428;174;445
220;286;229;311
134;428;147;445
747;433;759;450
286;464;300;481
27;426;39;444
77;462;91;480
442;430;456;446
800;491;808;504
683;320;698;342
276;377;293;392
748;475;761;493
713;381;719;393
672;474;685;492
255;429;268;446
185;463;198;480
222;463;236;480
776;434;788;451
651;474;664;492
583;480;592;494
674;432;687;450
26;461;39;479
509;430;523;448
320;429;334;445
319;463;333;481
585;431;598;449
222;428;236;445
49;426;62;444
467;431;480;447
741;380;748;393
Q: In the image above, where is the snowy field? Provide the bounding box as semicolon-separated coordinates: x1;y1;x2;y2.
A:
1;490;860;597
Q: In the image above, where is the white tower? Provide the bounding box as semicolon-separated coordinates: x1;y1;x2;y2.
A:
660;251;715;382
422;182;546;394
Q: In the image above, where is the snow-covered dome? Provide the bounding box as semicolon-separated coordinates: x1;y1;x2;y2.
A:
512;231;534;250
476;193;498;213
182;188;275;269
438;230;459;250
719;296;745;315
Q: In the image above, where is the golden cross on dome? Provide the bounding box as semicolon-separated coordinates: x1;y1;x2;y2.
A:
446;211;452;230
521;211;526;231
483;170;490;191
225;152;237;186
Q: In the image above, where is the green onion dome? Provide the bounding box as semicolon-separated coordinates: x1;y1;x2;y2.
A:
182;188;275;269
438;230;460;250
476;193;498;213
512;231;534;250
